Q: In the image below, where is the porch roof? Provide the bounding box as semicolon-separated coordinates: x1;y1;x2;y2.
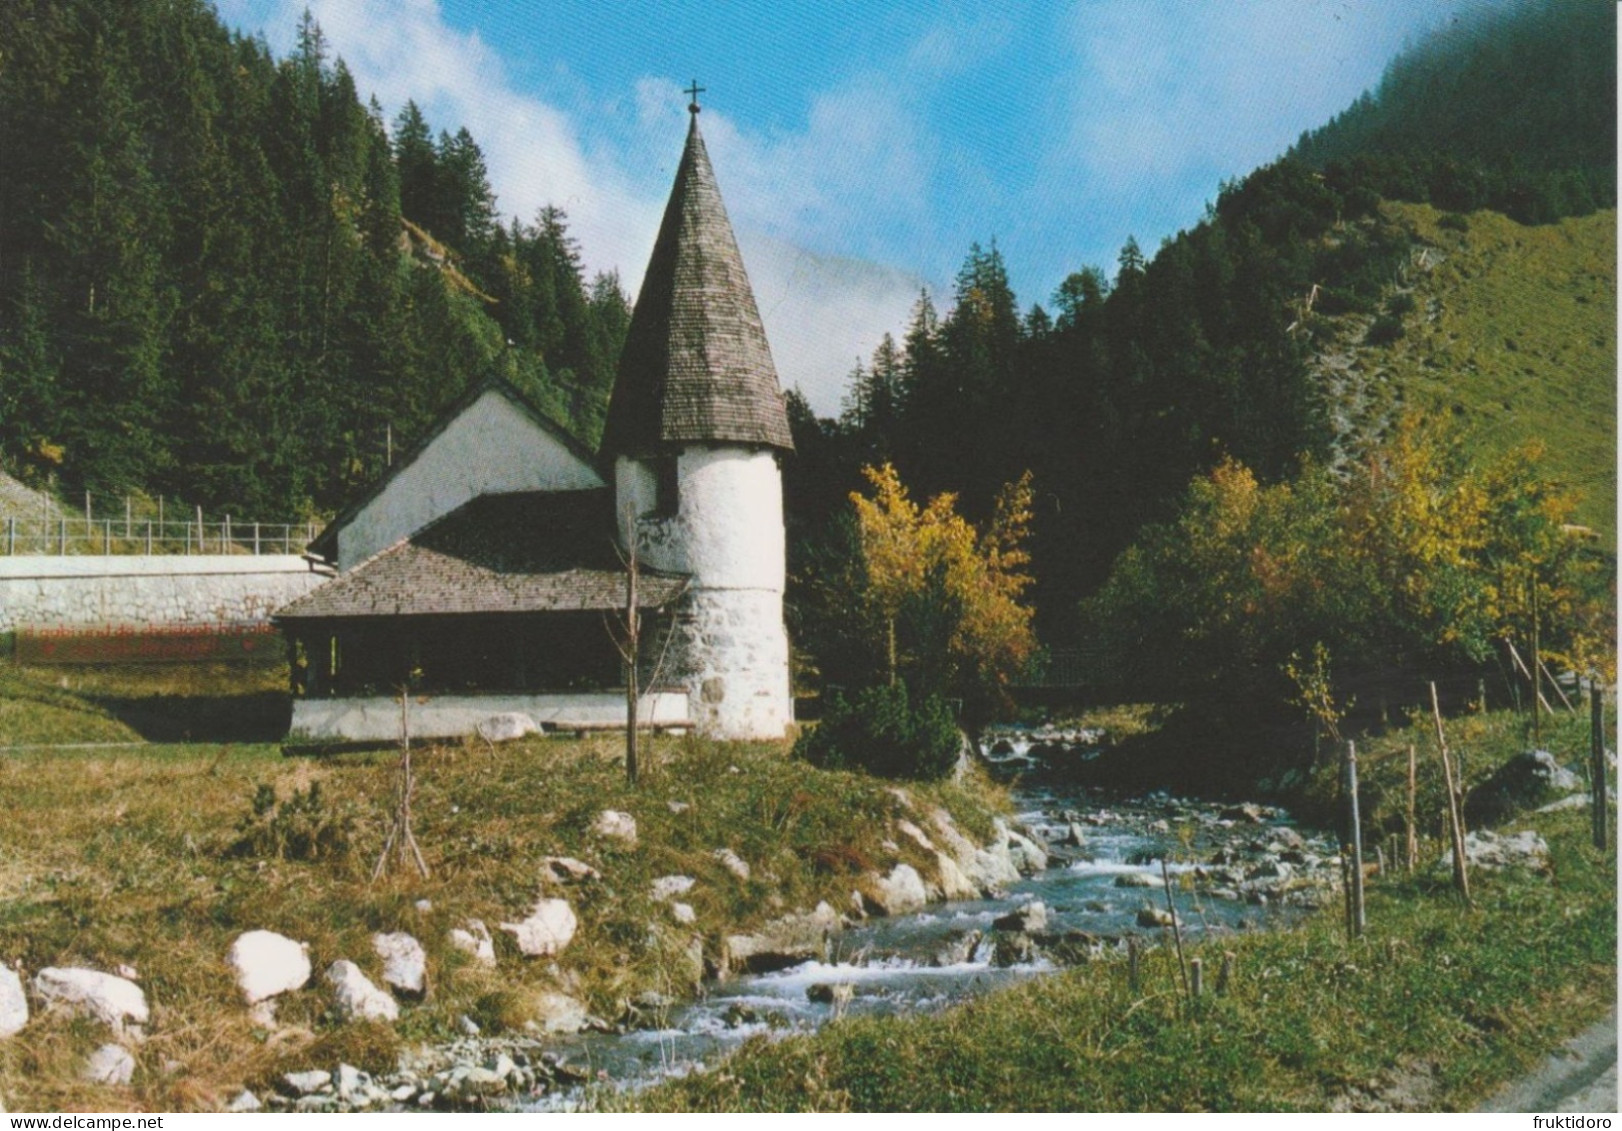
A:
276;490;687;620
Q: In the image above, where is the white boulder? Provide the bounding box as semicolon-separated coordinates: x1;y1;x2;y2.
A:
868;864;928;916
1441;829;1551;873
0;967;27;1038
934;852;980;901
1003;821;1050;874
714;848;751;881
448;920;497;966
372;932;427;998
228;930;311;1005
324;960;399;1022
541;856;601;884
593;810;638;844
529;991;588;1034
476;712;538;742
651;875;696;902
33;968;149;1038
83;1043;135;1086
499;898;578;957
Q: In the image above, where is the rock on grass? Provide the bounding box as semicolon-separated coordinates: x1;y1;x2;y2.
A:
324;961;399;1022
33;968;148;1039
228;930;311;1005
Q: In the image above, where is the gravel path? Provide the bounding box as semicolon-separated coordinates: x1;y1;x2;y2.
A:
1478;1010;1618;1113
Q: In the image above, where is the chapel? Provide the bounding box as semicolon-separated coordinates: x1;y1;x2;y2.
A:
275;98;795;743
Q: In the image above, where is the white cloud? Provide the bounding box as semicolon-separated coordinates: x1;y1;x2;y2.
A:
740;233;926;413
219;0;924;416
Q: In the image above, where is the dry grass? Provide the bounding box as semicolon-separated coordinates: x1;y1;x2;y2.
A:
0;690;1006;1111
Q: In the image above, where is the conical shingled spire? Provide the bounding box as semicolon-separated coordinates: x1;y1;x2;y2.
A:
602;112;794;456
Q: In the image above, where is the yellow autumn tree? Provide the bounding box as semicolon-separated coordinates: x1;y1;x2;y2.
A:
849;463;1037;713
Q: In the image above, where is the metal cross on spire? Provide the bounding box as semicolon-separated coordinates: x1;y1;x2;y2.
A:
685;79;705;114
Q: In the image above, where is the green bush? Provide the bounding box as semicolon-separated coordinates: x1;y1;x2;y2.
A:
795;681;962;781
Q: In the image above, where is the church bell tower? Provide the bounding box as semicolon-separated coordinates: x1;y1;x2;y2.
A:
599;89;794;740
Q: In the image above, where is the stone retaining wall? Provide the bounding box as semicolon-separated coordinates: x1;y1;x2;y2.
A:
0;556;329;634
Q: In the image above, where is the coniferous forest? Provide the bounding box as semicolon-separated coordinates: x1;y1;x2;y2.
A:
0;0;1613;672
0;0;629;521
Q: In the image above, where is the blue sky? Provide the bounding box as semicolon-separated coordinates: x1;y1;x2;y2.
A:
217;0;1488;412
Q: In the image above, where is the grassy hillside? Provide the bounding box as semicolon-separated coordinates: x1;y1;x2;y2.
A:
1384;203;1614;544
0;661;1008;1111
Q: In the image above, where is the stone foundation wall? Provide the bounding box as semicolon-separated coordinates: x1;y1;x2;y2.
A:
288;690;690;743
0;556;328;634
667;587;792;740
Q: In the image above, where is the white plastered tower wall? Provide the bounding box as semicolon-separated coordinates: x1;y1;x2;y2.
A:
615;448;792;739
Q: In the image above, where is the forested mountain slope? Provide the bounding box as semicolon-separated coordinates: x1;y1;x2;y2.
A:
1291;0;1614;224
0;0;626;522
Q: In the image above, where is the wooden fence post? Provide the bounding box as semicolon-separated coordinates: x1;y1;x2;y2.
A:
1406;743;1418;873
1531;579;1542;749
1190;956;1203;1000
1160;858;1191;1004
1217;952;1234;995
1430;682;1472;905
1592;679;1608;851
1346;741;1365;937
1128;936;1140;995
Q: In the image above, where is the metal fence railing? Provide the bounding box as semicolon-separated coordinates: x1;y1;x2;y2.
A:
1;514;316;556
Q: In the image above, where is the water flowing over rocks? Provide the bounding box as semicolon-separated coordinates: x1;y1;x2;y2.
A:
722;902;839;976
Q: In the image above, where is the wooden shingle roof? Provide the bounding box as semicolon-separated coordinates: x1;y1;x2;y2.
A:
601;112;794;457
277;490;687;620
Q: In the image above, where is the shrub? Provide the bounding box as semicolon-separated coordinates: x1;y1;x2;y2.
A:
231;781;356;860
794;681;962;781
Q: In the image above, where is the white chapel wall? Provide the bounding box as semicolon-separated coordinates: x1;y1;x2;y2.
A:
339;390;604;570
